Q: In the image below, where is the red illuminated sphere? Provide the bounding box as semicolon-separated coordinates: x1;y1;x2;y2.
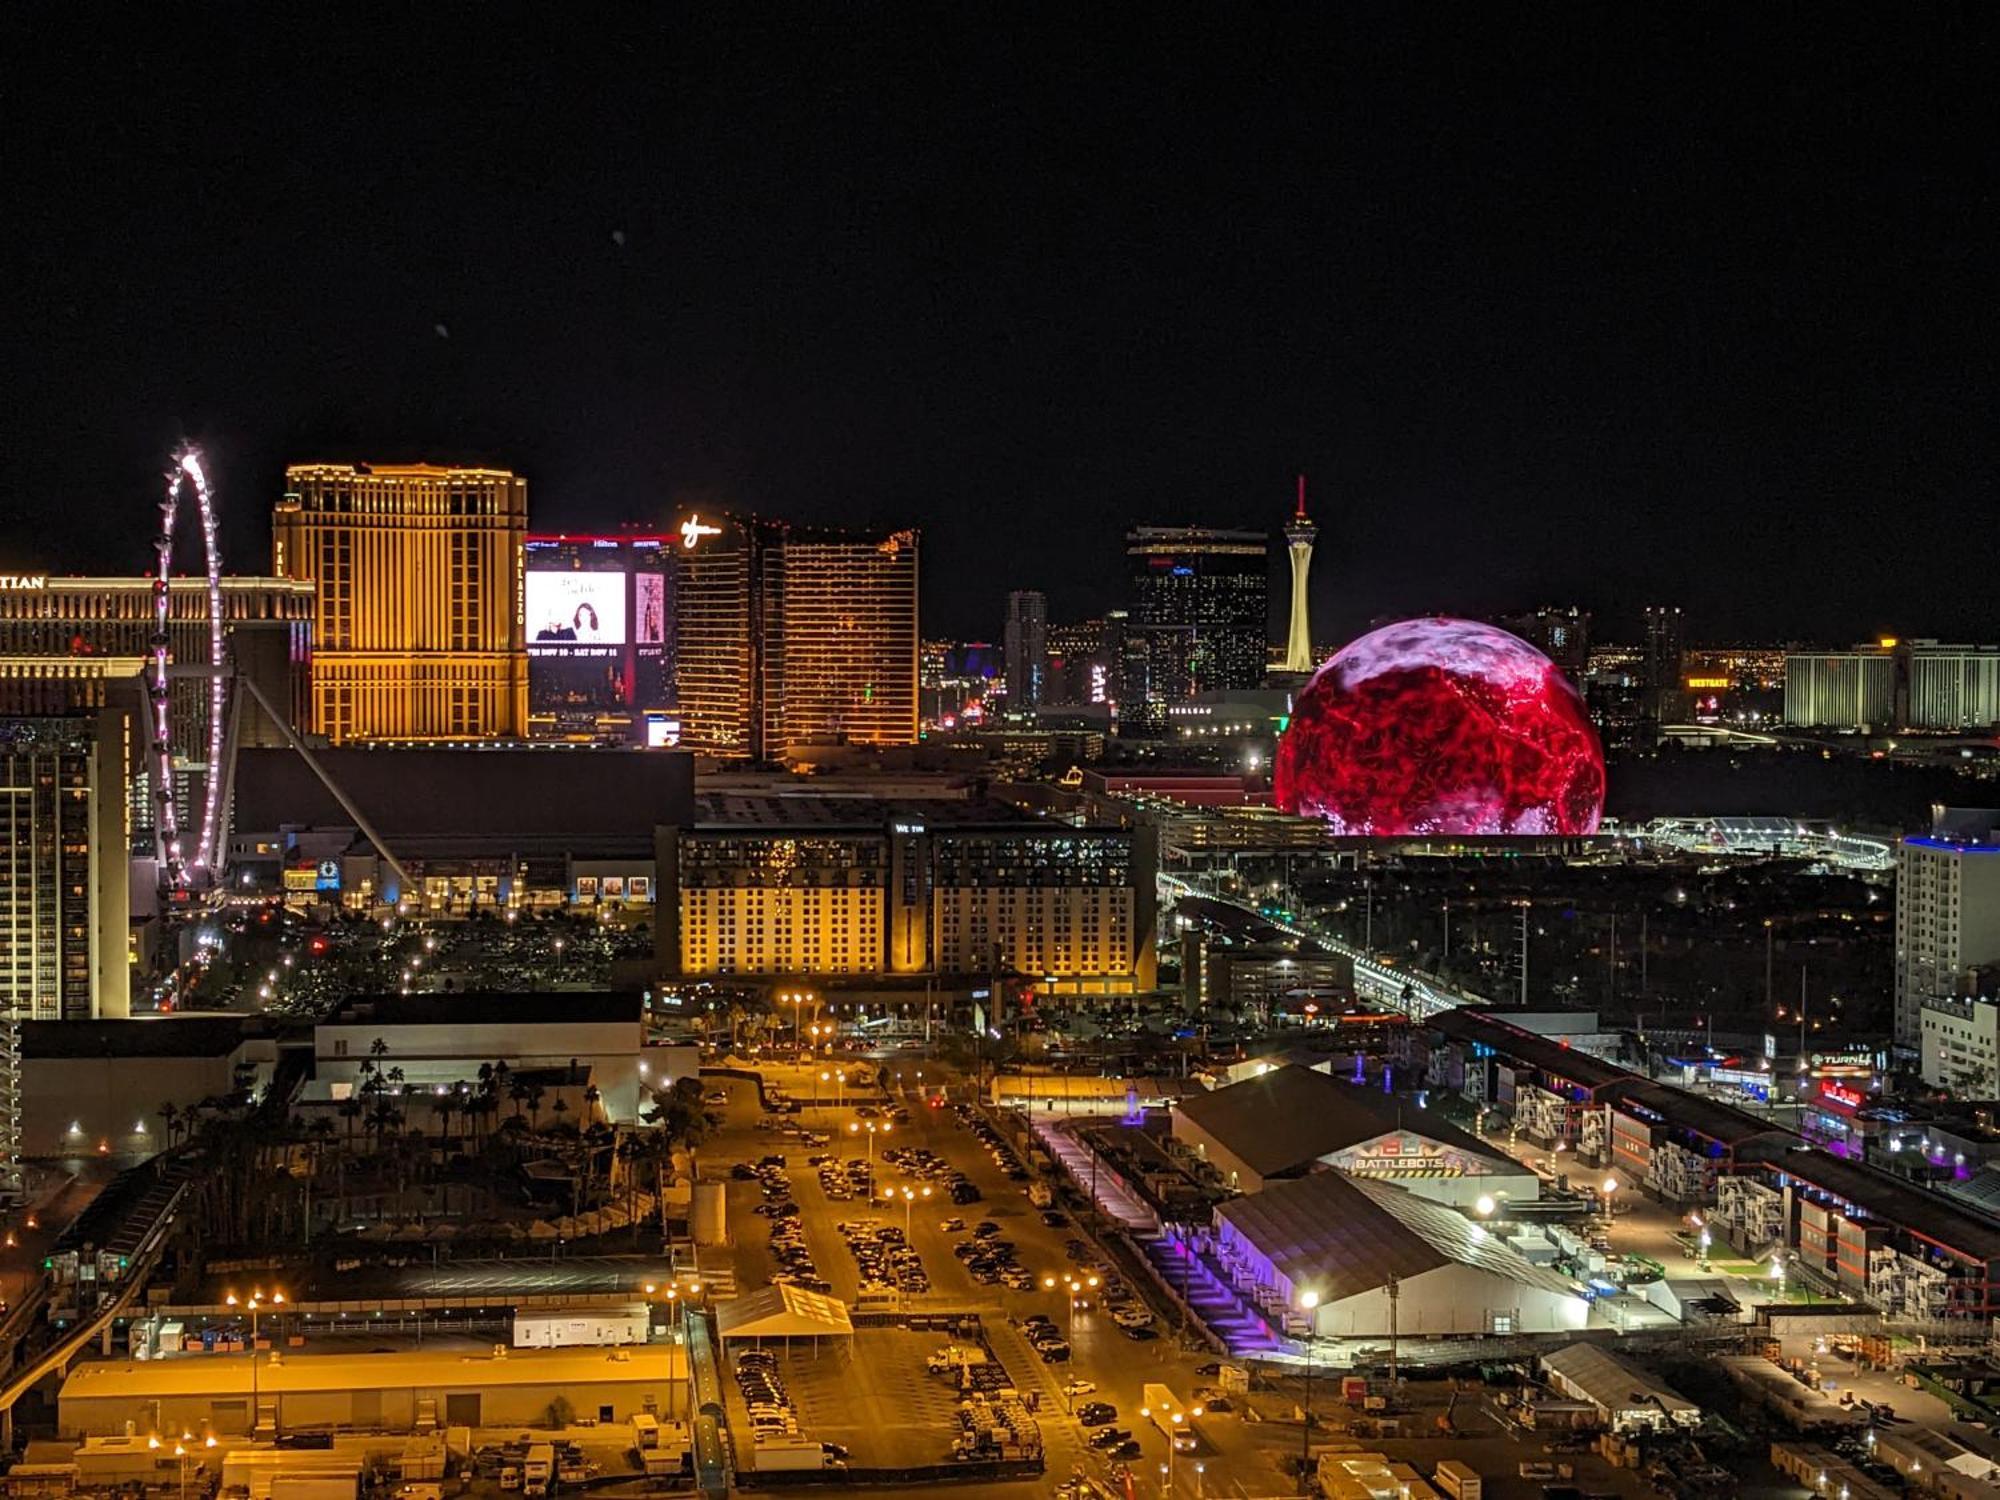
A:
1275;617;1605;836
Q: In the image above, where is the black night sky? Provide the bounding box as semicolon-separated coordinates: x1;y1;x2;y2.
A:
1;8;1993;646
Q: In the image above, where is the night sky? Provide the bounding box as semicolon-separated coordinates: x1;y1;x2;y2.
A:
2;8;1993;647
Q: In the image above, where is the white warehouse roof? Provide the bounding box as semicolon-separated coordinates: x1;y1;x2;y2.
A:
1216;1172;1580;1304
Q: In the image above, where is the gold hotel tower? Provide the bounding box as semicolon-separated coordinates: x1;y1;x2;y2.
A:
274;463;527;742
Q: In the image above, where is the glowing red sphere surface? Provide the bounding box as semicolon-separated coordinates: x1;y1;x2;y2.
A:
1276;617;1605;836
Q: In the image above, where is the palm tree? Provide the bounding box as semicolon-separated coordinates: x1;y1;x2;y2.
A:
509;1075;534;1119
527;1084;546;1133
368;1099;401;1157
582;1083;602;1125
338;1096;364;1154
550;1095;570;1133
157;1102;180;1148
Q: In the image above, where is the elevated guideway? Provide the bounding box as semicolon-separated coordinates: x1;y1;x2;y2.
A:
1160;871;1478;1020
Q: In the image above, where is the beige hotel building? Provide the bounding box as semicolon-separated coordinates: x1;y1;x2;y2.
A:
274;463;527;742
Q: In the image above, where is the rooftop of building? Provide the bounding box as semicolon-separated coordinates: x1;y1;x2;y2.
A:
282;462;522;480
233;746;693;854
5;577;311;594
1540;1341;1700;1418
318;992;643;1030
61;1343;682;1401
1215;1171;1580;1305
1425;1009;1637;1094
1175;1065;1511;1179
693;794;1046;830
1614;1081;1794;1149
23;1015;260;1061
1743;1140;2000;1264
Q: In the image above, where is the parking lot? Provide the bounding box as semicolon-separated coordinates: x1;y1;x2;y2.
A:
702;1073;1266;1494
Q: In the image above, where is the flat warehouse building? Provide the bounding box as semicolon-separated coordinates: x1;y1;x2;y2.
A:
59;1345;686;1439
314;993;652;1122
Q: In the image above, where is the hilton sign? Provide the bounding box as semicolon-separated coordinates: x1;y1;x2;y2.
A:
0;575;47;590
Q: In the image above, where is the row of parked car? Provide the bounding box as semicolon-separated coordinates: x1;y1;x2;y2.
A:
752;1159;835;1296
838;1217;930;1297
876;1138;982;1205
734;1349;801;1443
945;1217;1037;1294
956;1106;1031;1181
1021;1311;1071;1365
813;1153;871;1201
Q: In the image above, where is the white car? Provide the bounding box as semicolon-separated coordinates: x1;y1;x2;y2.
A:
703;1090;729;1105
1062;1378;1096;1397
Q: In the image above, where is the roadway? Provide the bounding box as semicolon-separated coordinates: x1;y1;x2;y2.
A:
1161;872;1473;1019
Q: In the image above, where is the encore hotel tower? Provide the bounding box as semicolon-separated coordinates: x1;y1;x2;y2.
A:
274;464;528;742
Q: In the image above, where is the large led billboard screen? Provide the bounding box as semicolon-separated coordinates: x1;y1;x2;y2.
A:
527;570;627;650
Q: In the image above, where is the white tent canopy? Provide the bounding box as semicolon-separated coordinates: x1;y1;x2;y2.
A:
716;1284;854;1341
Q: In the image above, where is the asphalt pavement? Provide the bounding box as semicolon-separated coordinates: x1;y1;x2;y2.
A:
704;1072;1289;1496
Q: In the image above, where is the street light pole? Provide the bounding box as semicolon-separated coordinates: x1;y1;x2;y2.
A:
1297;1289;1320;1494
226;1288;284;1435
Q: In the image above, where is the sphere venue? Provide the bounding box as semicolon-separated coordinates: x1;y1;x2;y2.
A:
1275;617;1606;836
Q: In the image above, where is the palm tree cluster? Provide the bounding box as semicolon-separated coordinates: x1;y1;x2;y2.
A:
159;1043;719;1281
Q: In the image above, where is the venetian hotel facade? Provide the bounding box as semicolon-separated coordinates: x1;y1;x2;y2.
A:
273;463;527;742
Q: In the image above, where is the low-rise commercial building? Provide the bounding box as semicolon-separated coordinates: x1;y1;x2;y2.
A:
229;745;695;915
59;1345;686;1438
312;993;655;1122
1539;1342;1699;1433
23;1016;278;1159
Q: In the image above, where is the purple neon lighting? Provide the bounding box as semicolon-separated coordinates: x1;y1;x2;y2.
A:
150;449;226;887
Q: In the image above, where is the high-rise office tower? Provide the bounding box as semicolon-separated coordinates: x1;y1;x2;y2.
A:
1282;476;1317;674
1642;605;1686;721
781;529;920;750
1125;526;1269;729
1896;809;2000;1047
0;708;131;1022
1003;591;1048;709
273;463;527;742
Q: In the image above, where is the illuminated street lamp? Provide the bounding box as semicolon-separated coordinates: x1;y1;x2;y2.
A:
881;1182;933;1239
848;1118;891;1162
1297;1288;1321;1495
226;1289;284;1428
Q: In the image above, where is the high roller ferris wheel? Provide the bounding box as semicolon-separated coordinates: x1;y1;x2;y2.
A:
149;449;228;889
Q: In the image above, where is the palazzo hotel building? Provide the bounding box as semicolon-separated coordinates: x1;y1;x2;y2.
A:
273;463;528;742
